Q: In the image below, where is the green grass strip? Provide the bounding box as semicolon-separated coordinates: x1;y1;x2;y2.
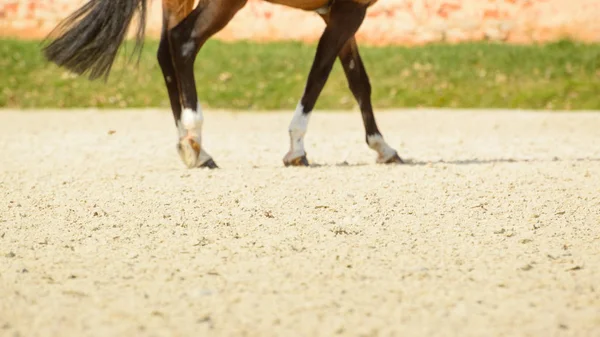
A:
1;39;599;110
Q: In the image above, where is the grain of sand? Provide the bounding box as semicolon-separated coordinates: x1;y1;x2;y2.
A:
1;109;599;336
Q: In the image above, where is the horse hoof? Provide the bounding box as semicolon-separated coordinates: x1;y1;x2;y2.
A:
200;158;219;169
284;155;309;167
177;138;201;168
380;152;404;165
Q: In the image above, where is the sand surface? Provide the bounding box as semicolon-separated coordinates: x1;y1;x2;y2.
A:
1;108;599;337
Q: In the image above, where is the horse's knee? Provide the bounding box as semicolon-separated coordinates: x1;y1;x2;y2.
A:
169;1;245;55
167;8;201;53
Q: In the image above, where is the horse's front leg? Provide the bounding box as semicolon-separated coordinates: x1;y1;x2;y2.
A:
161;0;247;169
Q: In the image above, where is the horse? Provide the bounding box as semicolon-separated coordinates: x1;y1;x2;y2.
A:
42;0;404;168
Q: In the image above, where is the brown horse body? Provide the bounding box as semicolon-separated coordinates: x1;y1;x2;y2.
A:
44;0;400;168
162;0;379;23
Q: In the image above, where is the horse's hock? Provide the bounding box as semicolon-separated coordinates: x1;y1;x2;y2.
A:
1;0;599;45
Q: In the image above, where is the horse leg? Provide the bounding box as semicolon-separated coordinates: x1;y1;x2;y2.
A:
158;10;188;133
283;2;369;167
159;0;199;167
338;37;403;164
164;0;246;169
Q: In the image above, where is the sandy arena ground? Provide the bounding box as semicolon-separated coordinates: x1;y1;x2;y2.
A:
1;108;599;337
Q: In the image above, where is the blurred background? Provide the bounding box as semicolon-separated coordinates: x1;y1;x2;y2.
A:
1;0;599;110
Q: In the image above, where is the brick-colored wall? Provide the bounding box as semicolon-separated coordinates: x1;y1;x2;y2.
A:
1;0;599;45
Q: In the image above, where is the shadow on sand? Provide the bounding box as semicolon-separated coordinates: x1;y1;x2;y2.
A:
303;157;600;168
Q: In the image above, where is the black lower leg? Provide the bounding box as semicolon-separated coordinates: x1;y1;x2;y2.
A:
168;7;203;111
338;38;380;140
157;26;182;123
300;4;367;112
339;38;403;164
169;3;242;114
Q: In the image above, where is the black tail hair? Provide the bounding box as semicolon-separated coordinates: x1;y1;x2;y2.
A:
42;0;148;81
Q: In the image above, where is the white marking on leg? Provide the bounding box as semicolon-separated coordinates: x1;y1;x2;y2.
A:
181;41;195;58
176;103;213;167
286;101;310;160
349;60;355;70
180;103;203;137
315;5;330;15
367;134;397;162
166;76;172;83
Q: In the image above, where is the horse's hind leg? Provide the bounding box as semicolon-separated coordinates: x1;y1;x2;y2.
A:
158;13;186;131
338;37;403;164
163;0;246;169
159;0;205;167
283;2;369;167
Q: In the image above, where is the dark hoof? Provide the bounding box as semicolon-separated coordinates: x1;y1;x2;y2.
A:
384;153;404;164
200;158;219;169
284;155;309;167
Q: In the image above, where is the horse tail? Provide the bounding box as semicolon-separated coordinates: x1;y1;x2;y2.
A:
42;0;148;81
